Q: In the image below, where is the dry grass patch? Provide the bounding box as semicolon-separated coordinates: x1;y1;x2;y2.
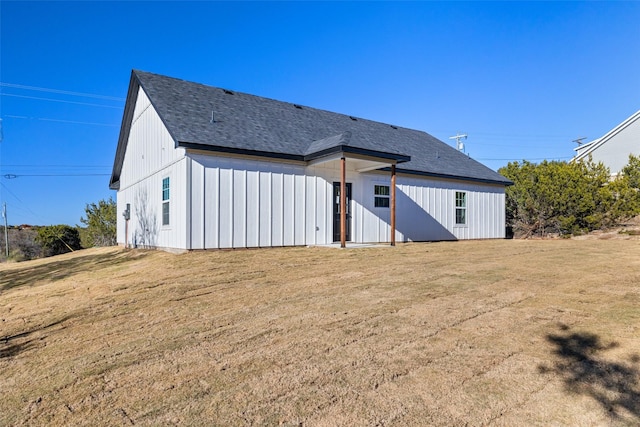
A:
1;240;640;426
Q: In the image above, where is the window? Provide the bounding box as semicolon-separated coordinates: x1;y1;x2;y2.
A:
374;185;390;208
455;191;466;225
162;177;170;226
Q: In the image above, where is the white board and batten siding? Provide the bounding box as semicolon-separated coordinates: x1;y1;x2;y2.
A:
396;176;505;241
186;154;506;249
116;87;188;250
188;154;333;249
355;173;504;242
574;110;640;176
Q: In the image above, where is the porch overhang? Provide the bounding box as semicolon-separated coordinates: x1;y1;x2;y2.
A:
304;144;410;167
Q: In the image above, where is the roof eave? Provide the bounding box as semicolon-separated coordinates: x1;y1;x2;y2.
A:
384;167;513;186
180;141;305;162
304;145;411;163
109;71;142;190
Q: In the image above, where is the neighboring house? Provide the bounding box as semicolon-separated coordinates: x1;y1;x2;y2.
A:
573;109;640;176
109;70;511;251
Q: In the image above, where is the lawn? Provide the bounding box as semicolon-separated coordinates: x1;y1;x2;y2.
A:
1;239;640;426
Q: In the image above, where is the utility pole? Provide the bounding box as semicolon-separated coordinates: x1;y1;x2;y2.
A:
1;119;6;258
2;203;8;258
449;133;468;153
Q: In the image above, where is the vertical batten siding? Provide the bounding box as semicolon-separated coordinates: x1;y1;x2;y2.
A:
305;176;317;245
259;171;272;246
357;174;505;243
271;172;283;246
204;167;219;249
116;87;188;249
295;174;306;246
315;175;328;245
186;153;505;249
233;169;247;248
245;170;259;248
189;155;351;248
218;168;232;248
283;173;295;246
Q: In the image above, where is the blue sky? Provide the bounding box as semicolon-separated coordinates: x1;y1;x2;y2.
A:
1;1;639;226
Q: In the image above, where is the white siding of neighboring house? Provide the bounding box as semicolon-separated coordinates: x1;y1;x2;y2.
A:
186;152;506;249
116;87;188;250
573;111;640;176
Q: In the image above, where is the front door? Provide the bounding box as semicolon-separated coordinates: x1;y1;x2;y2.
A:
333;182;352;242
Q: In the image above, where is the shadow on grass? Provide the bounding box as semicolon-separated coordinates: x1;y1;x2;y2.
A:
1;315;72;359
539;324;640;421
0;249;150;293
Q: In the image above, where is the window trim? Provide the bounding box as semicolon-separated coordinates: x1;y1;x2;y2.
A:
455;191;466;226
374;184;390;208
162;177;170;226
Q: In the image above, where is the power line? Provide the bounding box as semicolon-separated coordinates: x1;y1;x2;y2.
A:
1;180;52;226
0;82;125;101
4;114;119;127
3;164;110;168
477;156;573;161
1;93;122;109
0;181;35;215
3;173;110;178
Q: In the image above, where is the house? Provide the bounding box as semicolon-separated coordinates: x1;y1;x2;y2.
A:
573;109;640;176
109;70;511;251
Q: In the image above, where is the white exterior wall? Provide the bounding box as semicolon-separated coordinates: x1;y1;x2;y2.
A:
188;154;337;248
186;153;506;249
115;90;506;250
394;176;505;241
116;87;188;250
583;118;640;175
574;112;640;176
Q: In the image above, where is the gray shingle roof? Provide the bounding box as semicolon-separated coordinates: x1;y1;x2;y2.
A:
110;70;511;189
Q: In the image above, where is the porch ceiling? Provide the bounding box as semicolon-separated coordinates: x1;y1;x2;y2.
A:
307;151;398;172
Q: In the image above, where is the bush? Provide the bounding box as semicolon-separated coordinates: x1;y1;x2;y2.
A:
0;228;41;262
499;156;640;238
35;225;82;257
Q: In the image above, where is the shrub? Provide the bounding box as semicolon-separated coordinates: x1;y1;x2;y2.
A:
499;157;640;238
35;225;82;257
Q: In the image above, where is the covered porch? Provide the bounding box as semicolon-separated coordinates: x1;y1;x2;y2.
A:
305;140;410;248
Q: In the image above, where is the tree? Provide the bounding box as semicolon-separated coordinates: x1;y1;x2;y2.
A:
80;197;117;247
35;225;82;257
621;154;640;189
499;157;640;238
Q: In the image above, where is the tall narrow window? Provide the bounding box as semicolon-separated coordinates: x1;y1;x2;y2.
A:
162;177;170;226
455;191;466;225
374;185;390;208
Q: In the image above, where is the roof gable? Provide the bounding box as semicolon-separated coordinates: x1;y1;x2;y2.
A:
573;109;640;162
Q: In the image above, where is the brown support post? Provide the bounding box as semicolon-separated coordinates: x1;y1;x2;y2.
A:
340;157;346;248
391;164;396;246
